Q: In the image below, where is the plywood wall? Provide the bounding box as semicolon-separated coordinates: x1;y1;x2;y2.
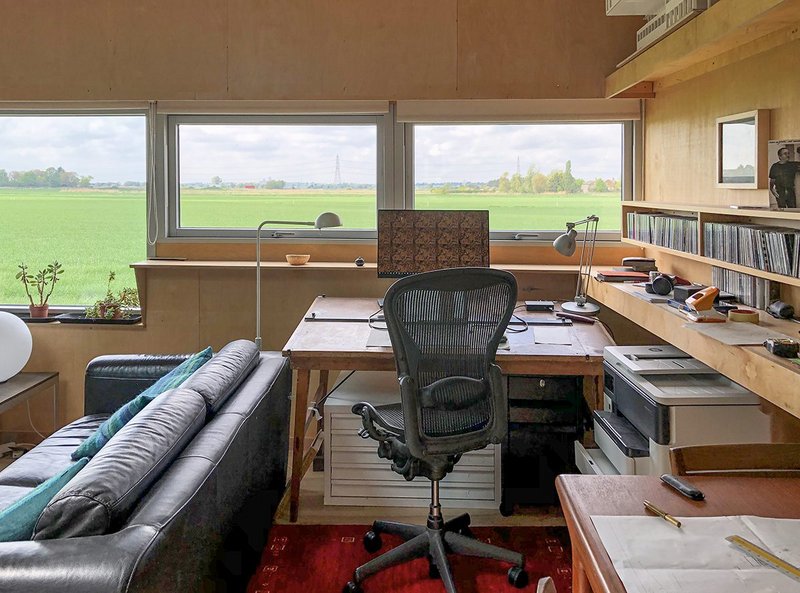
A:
3;264;598;438
0;0;642;101
644;38;800;207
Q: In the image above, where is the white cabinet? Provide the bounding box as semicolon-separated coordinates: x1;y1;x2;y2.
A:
323;371;501;508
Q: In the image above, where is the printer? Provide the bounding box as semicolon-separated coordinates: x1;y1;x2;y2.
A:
575;345;771;476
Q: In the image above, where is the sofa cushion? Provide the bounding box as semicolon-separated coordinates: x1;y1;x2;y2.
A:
181;340;259;414
0;458;88;542
72;347;212;460
0;415;107;488
33;387;206;540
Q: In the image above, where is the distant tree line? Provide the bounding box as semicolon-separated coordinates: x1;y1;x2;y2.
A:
0;167;92;188
427;161;620;195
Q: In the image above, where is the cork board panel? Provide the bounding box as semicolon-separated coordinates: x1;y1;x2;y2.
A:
377;209;489;277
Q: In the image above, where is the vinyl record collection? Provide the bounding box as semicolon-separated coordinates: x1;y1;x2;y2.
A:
704;222;800;278
711;266;776;309
626;212;698;254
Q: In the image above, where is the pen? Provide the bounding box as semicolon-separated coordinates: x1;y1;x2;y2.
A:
643;500;682;528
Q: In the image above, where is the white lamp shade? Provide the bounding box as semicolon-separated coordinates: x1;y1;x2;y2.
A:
0;312;33;382
553;228;578;257
314;212;342;229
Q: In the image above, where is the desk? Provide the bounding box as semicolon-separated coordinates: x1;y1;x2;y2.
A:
0;372;59;433
556;474;800;593
282;296;614;522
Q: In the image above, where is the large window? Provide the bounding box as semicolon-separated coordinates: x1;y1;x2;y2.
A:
0;113;146;305
412;123;625;239
168;115;382;237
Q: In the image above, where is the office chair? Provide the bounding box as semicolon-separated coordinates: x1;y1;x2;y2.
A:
345;268;528;593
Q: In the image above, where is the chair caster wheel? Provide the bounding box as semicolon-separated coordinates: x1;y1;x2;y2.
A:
363;530;382;553
508;566;529;589
428;556;440;579
343;581;363;593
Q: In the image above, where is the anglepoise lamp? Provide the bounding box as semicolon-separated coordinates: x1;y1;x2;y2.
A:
255;212;342;349
553;214;600;316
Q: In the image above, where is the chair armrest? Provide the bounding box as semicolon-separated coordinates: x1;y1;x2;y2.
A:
351;402;403;440
84;354;192;415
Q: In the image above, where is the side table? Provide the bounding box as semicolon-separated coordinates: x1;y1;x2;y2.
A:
0;372;59;437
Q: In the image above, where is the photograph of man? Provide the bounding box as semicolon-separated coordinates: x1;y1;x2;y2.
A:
769;145;799;208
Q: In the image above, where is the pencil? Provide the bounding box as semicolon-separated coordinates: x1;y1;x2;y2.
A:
643;499;682;528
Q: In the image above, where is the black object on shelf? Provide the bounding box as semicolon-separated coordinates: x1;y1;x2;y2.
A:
16;315;60;324
500;375;585;515
55;312;142;325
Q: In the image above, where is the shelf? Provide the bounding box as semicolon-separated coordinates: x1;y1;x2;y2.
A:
606;0;800;98
588;279;800;419
622;202;800;221
622;238;800;288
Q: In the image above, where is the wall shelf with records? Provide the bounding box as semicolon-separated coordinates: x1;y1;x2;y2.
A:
621;202;800;289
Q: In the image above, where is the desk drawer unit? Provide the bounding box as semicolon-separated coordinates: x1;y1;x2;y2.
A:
501;375;585;513
323;373;501;509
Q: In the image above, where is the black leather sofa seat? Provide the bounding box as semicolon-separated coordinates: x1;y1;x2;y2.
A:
0;343;291;593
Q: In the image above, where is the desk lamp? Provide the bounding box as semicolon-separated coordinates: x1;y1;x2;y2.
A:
255;212;342;349
553;215;600;315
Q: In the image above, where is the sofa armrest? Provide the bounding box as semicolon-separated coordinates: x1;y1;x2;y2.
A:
84;354;191;415
0;526;156;593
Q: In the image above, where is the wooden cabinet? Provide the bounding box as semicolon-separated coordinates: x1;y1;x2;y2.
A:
605;0;800;98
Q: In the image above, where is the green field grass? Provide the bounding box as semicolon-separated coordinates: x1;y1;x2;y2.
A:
1;187;621;305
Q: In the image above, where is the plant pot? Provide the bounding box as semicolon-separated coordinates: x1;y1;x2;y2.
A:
29;304;49;318
98;304;122;319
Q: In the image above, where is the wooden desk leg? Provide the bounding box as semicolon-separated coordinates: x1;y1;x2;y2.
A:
583;374;603;412
52;380;59;433
289;369;311;523
573;552;593;593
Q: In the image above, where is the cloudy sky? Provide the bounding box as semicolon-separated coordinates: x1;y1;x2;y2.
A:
0;116;623;185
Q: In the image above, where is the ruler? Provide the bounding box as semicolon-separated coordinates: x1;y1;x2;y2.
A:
726;535;800;583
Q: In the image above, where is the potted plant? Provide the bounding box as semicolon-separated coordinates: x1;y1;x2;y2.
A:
85;271;140;320
16;261;64;318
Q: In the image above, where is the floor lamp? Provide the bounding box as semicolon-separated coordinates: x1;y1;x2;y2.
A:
553;215;600;316
255;212;342;349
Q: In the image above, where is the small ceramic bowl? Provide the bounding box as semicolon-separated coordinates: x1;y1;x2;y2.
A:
286;254;310;265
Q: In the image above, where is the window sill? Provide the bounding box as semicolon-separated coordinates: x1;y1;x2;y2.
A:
131;260;585;273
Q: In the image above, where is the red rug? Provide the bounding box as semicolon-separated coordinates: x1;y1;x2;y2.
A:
248;525;572;593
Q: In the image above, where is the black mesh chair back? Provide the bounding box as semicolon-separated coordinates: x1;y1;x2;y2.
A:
383;267;517;458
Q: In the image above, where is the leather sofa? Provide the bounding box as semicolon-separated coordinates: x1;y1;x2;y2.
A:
0;339;291;593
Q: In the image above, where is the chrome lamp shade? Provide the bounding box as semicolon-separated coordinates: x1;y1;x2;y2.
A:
255;212;342;349
553;215;600;316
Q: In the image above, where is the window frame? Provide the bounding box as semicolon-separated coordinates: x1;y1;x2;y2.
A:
0;107;149;308
165;113;391;240
404;120;635;242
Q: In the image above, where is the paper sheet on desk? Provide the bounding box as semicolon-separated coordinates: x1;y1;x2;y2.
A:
532;326;572;345
682;320;796;346
591;515;800;593
366;328;392;348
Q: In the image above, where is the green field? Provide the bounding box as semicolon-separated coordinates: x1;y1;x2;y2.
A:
1;187;621;305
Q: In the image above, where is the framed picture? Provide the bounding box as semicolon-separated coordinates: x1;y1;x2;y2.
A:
767;139;800;210
716;109;769;189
